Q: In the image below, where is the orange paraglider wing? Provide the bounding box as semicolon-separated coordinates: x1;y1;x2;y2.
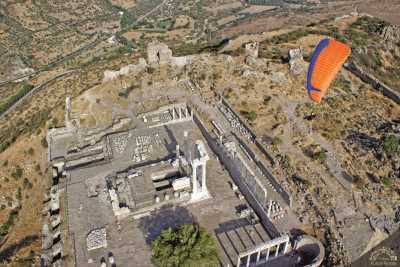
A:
307;38;351;103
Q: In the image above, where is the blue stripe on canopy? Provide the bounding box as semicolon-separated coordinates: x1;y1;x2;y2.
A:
307;38;331;94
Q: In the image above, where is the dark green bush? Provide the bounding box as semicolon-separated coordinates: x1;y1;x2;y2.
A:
383;135;400;156
151;224;219;267
11;165;23;180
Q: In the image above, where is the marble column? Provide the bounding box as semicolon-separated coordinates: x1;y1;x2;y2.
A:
266;248;270;261
264;189;268;207
267;199;273;217
283;240;289;254
256;250;261;262
192;164;198;194
275;244;280;257
201;163;207;192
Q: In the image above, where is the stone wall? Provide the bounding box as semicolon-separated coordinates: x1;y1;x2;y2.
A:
147;40;193;68
220;97;292;207
220;97;275;164
147;41;173;65
344;62;400;104
103;42;193;83
221;98;256;141
234;133;292;207
103;58;147;82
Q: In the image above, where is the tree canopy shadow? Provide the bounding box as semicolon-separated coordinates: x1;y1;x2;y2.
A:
138;204;195;245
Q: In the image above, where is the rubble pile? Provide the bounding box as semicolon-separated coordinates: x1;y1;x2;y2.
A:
132;135;154;162
218;104;254;142
110;133;129;154
277;153;351;266
369;215;400;235
346;131;381;151
377;120;400;134
241;69;259;77
325;227;348;266
380;25;400;42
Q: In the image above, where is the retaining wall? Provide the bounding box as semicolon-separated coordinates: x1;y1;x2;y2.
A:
345;62;400;104
221;97;276;165
234;134;292;207
220;98;291;207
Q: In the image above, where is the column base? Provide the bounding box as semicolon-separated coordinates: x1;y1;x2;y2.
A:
189;189;211;203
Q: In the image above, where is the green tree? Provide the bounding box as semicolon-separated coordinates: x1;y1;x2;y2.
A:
151;224;219;267
41;136;48;148
120;11;136;30
248;111;257;122
27;147;34;155
313;150;327;163
11;165;23;180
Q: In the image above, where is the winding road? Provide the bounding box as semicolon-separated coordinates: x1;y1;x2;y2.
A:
136;0;170;23
0;70;78;120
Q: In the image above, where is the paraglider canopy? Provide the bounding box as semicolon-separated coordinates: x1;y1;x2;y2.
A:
307;38;351;103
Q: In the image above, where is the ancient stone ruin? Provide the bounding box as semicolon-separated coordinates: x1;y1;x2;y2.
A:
103;42;193;83
147;41;173;66
288;48;306;75
147;40;194;68
245;42;259;65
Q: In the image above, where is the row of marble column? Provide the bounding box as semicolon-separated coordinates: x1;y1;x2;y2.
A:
171;106;192;121
237;239;290;267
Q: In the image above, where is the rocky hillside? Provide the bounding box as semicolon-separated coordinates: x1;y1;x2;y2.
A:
179;15;400;265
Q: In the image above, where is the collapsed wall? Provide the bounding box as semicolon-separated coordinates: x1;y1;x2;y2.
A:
103;41;194;83
103;58;147;82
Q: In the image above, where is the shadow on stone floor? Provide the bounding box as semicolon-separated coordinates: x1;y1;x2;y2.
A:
138;204;195;245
